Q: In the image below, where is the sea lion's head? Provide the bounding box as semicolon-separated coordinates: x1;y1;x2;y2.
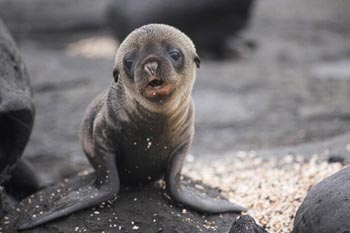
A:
113;24;200;109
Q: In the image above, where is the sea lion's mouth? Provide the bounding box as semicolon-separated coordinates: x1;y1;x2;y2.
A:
144;79;172;100
148;79;164;88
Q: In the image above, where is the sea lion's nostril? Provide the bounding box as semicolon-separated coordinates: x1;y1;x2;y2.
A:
144;62;158;75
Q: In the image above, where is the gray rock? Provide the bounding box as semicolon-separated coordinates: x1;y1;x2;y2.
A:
293;167;350;233
229;215;267;233
0;17;36;217
1;174;240;233
0;187;16;219
0;17;34;186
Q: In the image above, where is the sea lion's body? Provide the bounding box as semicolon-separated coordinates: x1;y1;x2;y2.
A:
81;86;193;186
19;24;246;230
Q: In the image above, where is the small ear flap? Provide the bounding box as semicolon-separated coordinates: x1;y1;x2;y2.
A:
194;55;201;68
113;68;119;83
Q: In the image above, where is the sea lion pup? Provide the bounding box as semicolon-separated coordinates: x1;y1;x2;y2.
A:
19;24;246;230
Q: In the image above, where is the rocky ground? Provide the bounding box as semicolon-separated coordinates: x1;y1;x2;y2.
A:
1;175;241;233
1;0;350;232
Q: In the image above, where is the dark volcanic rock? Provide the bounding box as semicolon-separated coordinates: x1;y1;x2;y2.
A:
327;154;345;164
229;215;267;233
0;190;16;219
107;0;255;58
1;174;240;233
0;18;36;216
293;167;350;233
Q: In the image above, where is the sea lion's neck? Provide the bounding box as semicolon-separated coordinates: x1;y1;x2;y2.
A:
108;82;192;127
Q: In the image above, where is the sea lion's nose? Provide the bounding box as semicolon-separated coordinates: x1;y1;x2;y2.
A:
144;62;158;76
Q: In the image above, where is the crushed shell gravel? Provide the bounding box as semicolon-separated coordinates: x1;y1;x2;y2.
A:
184;152;344;233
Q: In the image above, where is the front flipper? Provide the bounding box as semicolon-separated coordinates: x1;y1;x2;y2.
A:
166;143;247;213
18;184;116;230
18;152;119;230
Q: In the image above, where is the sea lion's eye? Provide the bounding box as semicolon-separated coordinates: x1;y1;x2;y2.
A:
124;58;134;71
169;50;181;61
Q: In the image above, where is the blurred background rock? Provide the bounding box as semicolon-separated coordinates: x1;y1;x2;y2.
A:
0;0;349;185
106;0;255;59
0;0;255;59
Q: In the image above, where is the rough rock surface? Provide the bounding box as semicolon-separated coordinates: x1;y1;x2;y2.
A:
229;215;267;233
293;167;350;233
0;191;16;220
1;174;244;233
0;18;35;216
